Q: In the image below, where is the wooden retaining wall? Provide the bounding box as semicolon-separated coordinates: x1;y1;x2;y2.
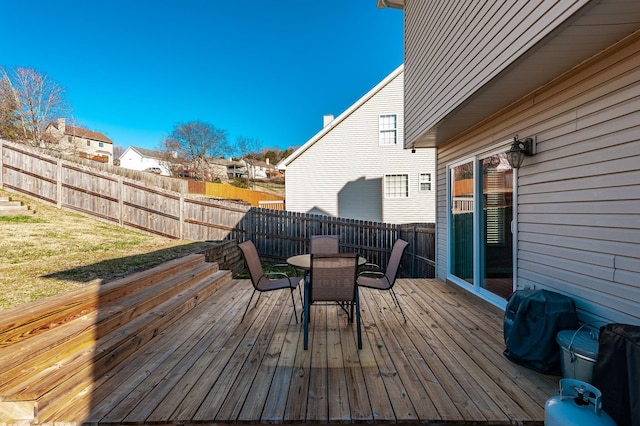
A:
0;139;435;277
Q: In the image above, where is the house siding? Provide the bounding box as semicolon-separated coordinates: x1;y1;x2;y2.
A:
435;32;640;324
284;69;436;224
404;0;588;147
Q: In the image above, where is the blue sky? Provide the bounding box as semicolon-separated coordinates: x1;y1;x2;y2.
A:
2;1;403;153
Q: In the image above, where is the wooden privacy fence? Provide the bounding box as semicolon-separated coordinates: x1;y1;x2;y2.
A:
188;180;284;207
0;140;250;241
0;139;435;277
247;209;435;278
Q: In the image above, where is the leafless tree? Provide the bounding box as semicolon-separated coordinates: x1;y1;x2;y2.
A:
0;77;20;140
0;66;69;146
164;121;230;181
236;136;261;188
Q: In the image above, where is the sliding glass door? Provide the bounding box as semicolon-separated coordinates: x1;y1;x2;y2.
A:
480;154;514;299
450;161;474;286
449;153;514;302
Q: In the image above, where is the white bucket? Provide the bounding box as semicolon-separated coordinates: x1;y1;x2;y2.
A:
556;328;599;384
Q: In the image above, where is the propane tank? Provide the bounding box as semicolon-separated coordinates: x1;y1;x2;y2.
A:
545;379;616;425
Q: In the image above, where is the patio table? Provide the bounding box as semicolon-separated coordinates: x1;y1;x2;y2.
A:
287;253;367;270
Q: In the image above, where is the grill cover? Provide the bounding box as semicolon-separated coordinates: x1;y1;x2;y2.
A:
592;323;640;426
503;289;578;374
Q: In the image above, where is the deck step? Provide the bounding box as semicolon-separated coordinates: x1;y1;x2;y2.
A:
0;198;34;216
0;255;232;423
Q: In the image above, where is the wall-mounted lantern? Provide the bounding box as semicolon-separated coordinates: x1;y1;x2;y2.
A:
506;136;536;169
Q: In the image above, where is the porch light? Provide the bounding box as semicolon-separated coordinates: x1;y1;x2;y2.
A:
506;136;536;169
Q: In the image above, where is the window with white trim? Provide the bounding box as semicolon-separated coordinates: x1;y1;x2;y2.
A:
384;174;408;198
379;114;397;145
419;173;431;191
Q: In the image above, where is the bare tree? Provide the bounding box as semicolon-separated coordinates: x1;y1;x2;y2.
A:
0;66;69;146
0;77;20;140
164;121;230;181
236;136;261;188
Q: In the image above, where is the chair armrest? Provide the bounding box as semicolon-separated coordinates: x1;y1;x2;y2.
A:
268;263;298;276
264;271;289;280
357;270;384;278
358;262;382;275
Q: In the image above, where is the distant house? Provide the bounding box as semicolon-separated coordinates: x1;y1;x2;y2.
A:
118;147;172;176
242;158;279;180
44;118;114;164
278;65;435;224
383;0;640;325
119;148;250;181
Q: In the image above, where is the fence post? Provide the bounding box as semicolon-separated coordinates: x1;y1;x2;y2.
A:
179;194;184;240
118;177;124;227
56;159;63;208
0;140;3;189
411;224;417;277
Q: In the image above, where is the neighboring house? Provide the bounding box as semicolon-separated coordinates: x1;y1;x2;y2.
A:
119;147;247;181
242;158;279;180
278;65;436;224
381;1;640;325
119;147;172;176
45;118;114;164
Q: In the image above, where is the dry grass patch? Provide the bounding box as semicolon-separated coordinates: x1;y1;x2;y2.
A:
0;189;213;311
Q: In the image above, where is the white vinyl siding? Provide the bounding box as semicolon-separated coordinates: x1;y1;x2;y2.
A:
283;67;436;224
435;34;640;324
404;0;588;147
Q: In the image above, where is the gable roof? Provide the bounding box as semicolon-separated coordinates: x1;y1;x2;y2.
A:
277;64;404;169
50;121;113;144
122;146;166;160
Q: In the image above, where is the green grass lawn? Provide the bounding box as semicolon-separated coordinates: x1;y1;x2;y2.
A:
0;189;213;311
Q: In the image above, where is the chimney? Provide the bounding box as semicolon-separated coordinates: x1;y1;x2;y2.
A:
58;118;66;134
266;158;270;165
323;114;334;127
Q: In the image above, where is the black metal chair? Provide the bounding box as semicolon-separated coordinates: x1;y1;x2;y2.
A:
310;235;339;253
238;240;303;323
304;253;361;350
356;239;409;322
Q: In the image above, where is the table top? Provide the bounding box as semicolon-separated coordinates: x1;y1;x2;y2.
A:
287;253;367;270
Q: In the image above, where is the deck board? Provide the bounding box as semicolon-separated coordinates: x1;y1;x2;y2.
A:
47;278;559;425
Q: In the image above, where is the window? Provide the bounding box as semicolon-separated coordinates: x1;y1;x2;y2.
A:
86;140;91;147
385;174;408;198
379;114;397;145
98;142;104;148
419;173;432;191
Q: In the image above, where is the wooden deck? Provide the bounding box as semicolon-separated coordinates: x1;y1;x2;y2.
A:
45;277;559;425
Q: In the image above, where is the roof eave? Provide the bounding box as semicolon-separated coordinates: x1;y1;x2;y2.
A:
409;0;640;149
377;0;404;10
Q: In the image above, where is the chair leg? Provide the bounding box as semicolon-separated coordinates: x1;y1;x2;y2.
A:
241;289;257;322
289;288;298;324
390;289;407;322
356;290;362;349
303;279;310;350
